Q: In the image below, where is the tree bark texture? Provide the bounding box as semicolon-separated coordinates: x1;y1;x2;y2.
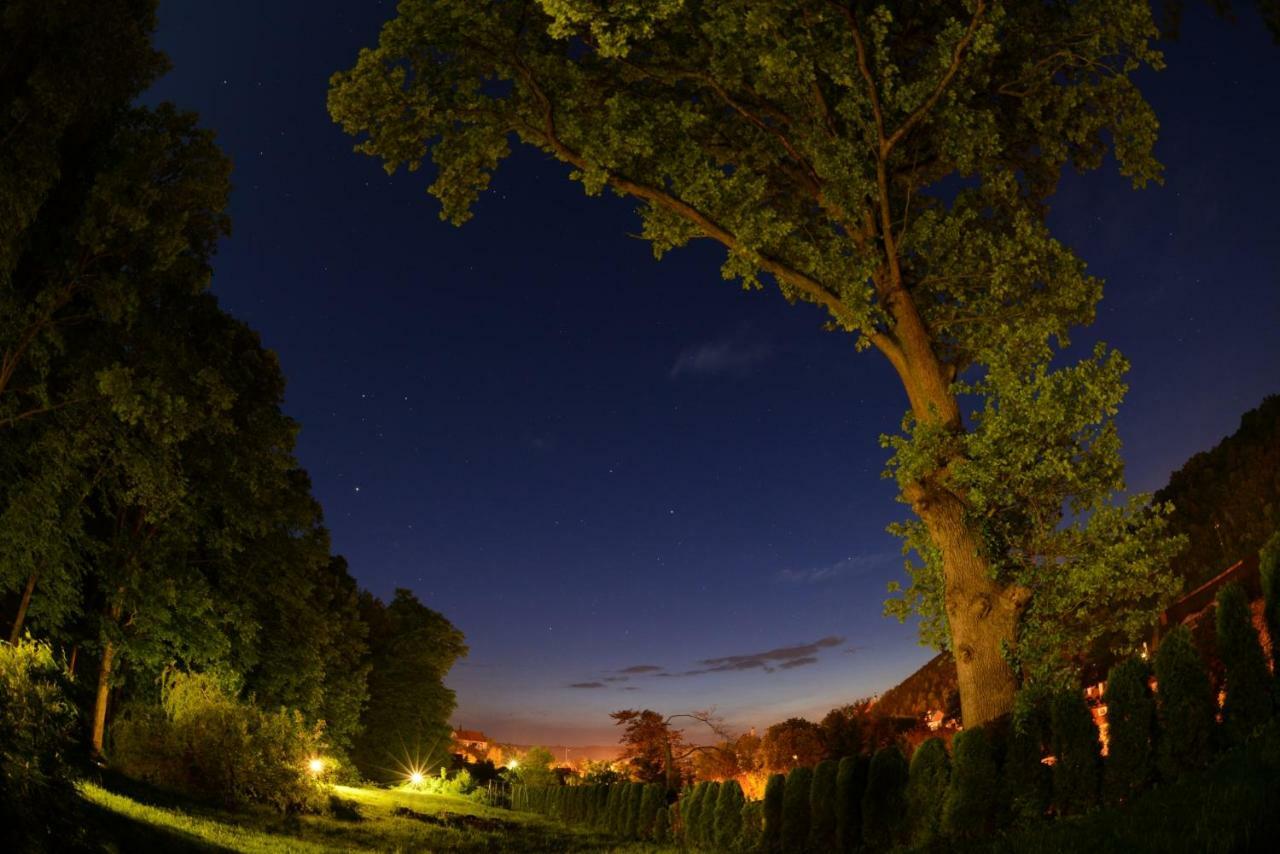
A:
8;570;37;644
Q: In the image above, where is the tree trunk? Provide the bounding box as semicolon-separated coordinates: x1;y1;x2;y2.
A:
8;570;37;644
91;638;116;757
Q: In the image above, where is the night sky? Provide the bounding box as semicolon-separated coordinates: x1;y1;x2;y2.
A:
146;2;1280;745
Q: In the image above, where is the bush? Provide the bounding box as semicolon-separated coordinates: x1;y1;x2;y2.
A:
1154;625;1215;778
1103;657;1155;805
716;778;746;849
943;727;999;839
906;737;949;846
740;799;765;852
780;766;813;853
0;639;80;852
1004;688;1051;824
835;755;868;853
638;783;663;839
654;804;670;843
698;781;721;847
1216;581;1273;741
1262;529;1280;684
110;669;323;813
1050;690;1100;815
808;759;837;852
605;782;624;832
624;781;645;837
682;782;706;845
861;746;907;850
763;772;785;853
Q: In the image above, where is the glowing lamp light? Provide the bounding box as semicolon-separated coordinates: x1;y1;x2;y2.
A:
409;771;424;786
308;757;325;775
508;759;519;770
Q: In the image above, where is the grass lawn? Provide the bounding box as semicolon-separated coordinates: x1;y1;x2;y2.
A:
78;778;677;853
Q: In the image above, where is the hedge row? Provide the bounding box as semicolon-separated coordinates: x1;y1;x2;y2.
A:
510;781;670;842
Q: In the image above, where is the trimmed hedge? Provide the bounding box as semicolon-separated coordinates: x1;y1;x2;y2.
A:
740;799;765;851
835;755;868;853
1262;529;1280;686
862;745;908;849
1155;625;1216;778
781;766;813;853
1103;656;1155;804
715;779;746;849
1050;690;1099;815
1216;581;1273;741
763;772;786;853
943;727;999;840
654;805;670;843
638;783;663;839
906;737;949;846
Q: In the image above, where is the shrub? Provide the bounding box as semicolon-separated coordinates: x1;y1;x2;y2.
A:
862;746;908;849
0;639;80;852
654;804;670;843
835;755;868;853
698;781;721;847
781;766;813;853
638;783;663;839
716;778;746;849
740;799;765;852
1004;688;1051;824
906;737;949;846
110;669;323;813
624;781;645;837
1262;529;1280;684
1216;581;1273;741
943;726;999;839
1050;690;1100;815
808;759;837;852
763;772;786;853
681;782;706;845
1103;657;1155;805
1154;625;1215;778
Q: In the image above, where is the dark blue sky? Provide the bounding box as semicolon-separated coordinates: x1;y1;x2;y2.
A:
148;2;1279;744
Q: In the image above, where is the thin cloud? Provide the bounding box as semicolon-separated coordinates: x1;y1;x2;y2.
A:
775;553;896;585
618;664;663;674
568;682;605;689
670;333;771;379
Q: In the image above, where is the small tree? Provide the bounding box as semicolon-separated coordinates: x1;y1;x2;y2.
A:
1261;530;1280;685
906;737;950;846
942;727;999;839
698;781;722;847
605;783;624;834
1103;657;1155;805
763;772;786;853
1154;625;1215;778
1050;691;1100;815
862;746;908;849
638;783;663;839
1004;689;1051;825
781;766;813;853
808;759;838;852
835;755;868;853
715;779;746;850
1216;581;1273;741
740;799;765;852
654;805;670;844
625;781;646;838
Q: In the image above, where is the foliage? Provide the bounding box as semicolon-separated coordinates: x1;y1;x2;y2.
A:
1102;657;1155;805
1154;395;1280;590
862;745;908;849
819;706;864;760
331;0;1183;725
623;781;645;838
835;755;868;853
610;709;685;784
906;737;949;846
681;782;706;844
762;772;785;853
696;781;721;847
1263;528;1280;685
807;759;837;852
942;727;999;840
516;747;559;789
1215;581;1273;740
109;669;324;813
1004;688;1052;824
638;783;663;840
740;799;764;852
1050;690;1100;815
353;589;467;781
762;717;826;772
1153;625;1215;778
715;778;746;850
0;639;80;851
780;766;813;854
654;804;670;844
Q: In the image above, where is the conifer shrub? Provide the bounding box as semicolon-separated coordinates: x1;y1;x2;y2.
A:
861;745;907;849
906;737;949;846
835;755;868;853
763;772;786;853
807;759;837;852
682;782;706;845
624;781;645;838
1004;689;1051;825
781;766;813;853
1154;624;1216;778
740;799;765;852
1262;529;1280;683
638;783;663;839
1050;690;1100;815
716;778;746;849
1216;581;1273;741
605;783;624;833
654;805;671;844
698;781;722;847
942;726;999;839
1103;657;1155;805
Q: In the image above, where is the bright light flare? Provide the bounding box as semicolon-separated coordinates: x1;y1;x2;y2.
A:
507;759;518;770
409;771;424;785
308;757;325;775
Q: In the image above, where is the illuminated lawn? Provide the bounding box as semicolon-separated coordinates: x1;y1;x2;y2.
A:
79;778;677;853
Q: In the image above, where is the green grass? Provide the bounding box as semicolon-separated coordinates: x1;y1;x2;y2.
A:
78;777;678;853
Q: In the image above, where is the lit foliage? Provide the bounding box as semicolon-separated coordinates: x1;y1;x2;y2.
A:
329;0;1184;702
1049;690;1100;815
610;709;685;785
1215;581;1273;741
941;727;998;840
1153;625;1215;779
761;716;826;772
905;737;949;846
714;778;746;850
1263;528;1280;681
1102;657;1155;805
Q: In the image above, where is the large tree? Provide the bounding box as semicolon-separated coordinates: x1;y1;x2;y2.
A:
330;0;1182;724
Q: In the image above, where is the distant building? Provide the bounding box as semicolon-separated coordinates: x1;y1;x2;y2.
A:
451;728;503;764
